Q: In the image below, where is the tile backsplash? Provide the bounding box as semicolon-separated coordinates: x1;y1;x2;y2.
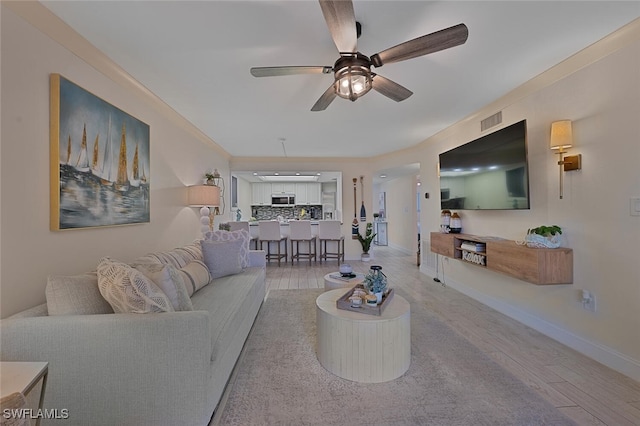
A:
251;205;322;220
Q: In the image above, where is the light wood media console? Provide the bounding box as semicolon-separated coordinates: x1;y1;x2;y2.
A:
430;232;573;285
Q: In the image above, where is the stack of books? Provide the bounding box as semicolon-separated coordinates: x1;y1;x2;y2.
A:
460;241;486;253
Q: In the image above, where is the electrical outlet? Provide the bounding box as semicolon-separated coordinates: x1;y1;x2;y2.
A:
582;291;597;312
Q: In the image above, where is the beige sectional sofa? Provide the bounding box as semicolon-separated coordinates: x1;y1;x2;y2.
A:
0;237;266;425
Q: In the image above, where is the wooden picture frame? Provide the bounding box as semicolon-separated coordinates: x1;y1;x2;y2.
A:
50;74;150;230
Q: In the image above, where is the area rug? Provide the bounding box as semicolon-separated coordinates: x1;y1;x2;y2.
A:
214;289;576;426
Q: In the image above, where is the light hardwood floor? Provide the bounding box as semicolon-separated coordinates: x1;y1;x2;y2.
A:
264;245;640;426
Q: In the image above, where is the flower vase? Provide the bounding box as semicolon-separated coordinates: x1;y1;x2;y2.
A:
375;292;383;304
361;253;371;262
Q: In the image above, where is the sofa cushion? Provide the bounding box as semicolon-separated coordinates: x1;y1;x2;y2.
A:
133;263;194;311
201;239;243;279
191;266;265;362
175;260;211;297
97;257;175;313
204;229;250;268
46;272;114;316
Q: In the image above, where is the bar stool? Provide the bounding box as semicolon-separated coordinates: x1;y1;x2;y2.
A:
318;220;344;264
289;220;317;264
229;221;258;250
258;221;288;266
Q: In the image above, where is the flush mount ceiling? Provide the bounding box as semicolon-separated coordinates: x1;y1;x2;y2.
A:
250;0;468;111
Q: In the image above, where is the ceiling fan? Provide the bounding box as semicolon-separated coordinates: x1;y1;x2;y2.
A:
250;0;468;111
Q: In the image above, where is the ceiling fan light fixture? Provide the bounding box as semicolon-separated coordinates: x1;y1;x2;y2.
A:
250;3;468;111
333;54;372;102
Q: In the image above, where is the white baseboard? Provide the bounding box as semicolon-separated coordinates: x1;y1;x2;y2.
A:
419;266;640;382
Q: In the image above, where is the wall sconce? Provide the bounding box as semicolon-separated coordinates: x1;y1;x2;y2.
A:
188;185;220;234
550;120;582;199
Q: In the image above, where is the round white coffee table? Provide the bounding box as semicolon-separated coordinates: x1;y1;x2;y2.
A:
316;289;411;383
323;272;365;290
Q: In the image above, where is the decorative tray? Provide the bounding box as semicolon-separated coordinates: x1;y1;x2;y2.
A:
336;284;394;316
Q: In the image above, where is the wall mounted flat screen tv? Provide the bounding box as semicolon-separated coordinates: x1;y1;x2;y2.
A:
439;119;530;210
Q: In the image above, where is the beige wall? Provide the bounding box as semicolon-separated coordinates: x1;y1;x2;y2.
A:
1;4;230;317
413;23;640;379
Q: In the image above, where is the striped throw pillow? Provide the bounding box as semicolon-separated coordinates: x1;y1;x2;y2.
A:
175;260;211;297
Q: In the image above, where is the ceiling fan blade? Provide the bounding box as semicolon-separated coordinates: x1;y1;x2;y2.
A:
311;84;337;112
250;66;333;77
319;0;357;53
372;75;413;102
370;23;468;67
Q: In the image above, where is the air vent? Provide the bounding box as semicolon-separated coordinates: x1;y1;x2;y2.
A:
481;111;502;132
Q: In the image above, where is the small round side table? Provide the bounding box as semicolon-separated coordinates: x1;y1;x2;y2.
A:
323;272;365;290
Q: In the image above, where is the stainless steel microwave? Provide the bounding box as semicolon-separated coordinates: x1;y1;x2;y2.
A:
271;194;295;206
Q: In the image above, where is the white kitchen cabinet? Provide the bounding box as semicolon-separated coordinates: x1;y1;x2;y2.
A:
295;183;321;205
307;183;321;204
253;182;321;205
271;183;296;193
295;183;308;204
251;183;272;205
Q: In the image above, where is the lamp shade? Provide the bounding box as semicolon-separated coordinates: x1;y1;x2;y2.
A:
550;120;573;150
188;185;220;207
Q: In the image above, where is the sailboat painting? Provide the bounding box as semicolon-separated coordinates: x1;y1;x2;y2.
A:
50;74;150;230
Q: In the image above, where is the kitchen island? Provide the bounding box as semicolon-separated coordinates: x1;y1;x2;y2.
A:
245;221;347;262
247;220;322;239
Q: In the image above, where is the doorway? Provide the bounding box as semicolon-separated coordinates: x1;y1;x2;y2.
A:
372;163;420;258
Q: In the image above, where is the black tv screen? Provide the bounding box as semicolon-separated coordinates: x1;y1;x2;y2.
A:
439;120;530;210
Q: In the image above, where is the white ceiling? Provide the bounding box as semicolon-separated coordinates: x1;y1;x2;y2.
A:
42;1;639;160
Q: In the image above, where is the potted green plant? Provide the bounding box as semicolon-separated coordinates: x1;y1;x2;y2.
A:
526;225;562;248
363;265;387;302
204;173;215;185
357;222;376;261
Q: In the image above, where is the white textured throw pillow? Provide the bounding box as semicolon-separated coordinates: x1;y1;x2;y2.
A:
201;239;243;279
46;272;114;316
133;263;194;311
97;257;175;313
204;229;250;268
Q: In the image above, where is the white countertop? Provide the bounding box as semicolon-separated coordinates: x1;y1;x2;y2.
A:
245;220;345;238
248;220;321;226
